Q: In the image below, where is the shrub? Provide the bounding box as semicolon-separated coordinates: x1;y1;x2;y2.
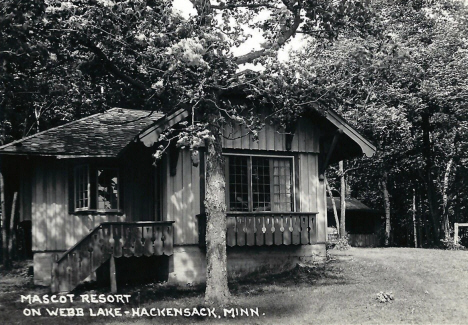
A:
441;236;465;250
334;235;351;251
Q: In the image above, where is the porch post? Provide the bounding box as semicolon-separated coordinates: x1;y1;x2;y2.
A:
110;255;117;293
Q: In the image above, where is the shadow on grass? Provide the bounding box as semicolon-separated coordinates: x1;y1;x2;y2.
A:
71;259;348;307
229;260;348;295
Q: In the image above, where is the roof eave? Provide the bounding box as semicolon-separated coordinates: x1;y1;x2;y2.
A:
137;108;190;147
325;110;376;158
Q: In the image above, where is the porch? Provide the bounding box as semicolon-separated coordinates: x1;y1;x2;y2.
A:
51;221;174;293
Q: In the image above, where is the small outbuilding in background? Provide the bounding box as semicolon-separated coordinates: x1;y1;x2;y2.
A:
327;196;382;247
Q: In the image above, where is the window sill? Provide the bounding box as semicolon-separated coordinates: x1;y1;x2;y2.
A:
226;211;318;215
72;209;124;216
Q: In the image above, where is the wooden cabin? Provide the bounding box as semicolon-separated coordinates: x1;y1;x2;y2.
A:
327;196;382;247
0;107;375;292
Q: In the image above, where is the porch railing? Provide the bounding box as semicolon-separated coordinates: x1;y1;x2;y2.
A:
51;221;174;293
197;212;317;247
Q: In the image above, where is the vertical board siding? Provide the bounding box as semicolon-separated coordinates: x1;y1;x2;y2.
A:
298;154;318;213
164;149;200;245
223;118;319;153
19;167;32;221
32;160;128;252
165;149;200;245
317;177;327;243
297;153;326;243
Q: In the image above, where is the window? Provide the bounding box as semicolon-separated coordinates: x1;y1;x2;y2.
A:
225;155;294;212
74;165;120;212
74;165;90;211
97;168;119;210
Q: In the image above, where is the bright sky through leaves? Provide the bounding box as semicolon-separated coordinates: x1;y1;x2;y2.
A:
172;0;306;70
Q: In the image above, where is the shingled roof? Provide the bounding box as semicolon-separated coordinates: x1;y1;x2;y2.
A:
0;108;165;157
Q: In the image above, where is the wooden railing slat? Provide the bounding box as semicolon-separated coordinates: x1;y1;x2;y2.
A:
154;226;163;255
133;227;144;257
300;216;309;244
283;216;291;245
292;216;301;245
227;217;236;247
143;226;155;256
274;216;283;245
113;225;123;258
122;225;133;257
309;215;317;244
102;226;112;262
255;217;264;246
264;216;274;246
162;225;174;256
246;217;255;246
236;217;246;246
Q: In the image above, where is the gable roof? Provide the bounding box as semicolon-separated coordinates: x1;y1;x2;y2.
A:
324;110;376;158
0;108;164;157
0;107;376;160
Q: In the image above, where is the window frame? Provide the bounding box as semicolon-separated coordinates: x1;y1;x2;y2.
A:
74;165;91;212
224;153;296;213
95;167;121;213
73;164;122;213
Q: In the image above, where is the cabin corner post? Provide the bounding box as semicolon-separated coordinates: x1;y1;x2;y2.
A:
314;170;328;244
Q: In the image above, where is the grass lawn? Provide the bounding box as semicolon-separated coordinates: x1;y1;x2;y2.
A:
1;247;468;325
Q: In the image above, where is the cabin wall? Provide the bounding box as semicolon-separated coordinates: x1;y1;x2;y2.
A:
223;118;319;153
162;116;326;247
29;152;157;252
162;150;201;245
30;159;125;252
297;153;318;213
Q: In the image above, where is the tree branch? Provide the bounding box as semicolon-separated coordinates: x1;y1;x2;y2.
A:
235;4;302;65
78;38;150;94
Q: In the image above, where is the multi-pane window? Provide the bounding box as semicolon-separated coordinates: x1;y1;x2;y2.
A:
75;165;90;210
74;165;120;212
227;156;249;211
226;155;294;212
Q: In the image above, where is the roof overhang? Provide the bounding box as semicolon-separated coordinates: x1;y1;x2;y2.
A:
325;110;376;158
138;108;190;147
137;108;376;162
0;108;165;158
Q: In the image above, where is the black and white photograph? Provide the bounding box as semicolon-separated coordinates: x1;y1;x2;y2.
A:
1;0;468;324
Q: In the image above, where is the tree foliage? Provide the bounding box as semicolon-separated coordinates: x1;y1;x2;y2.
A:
293;0;468;246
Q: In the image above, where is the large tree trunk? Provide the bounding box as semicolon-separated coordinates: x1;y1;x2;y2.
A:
204;124;230;306
380;171;391;246
339;161;346;238
325;176;340;236
441;158;453;239
421;113;440;243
